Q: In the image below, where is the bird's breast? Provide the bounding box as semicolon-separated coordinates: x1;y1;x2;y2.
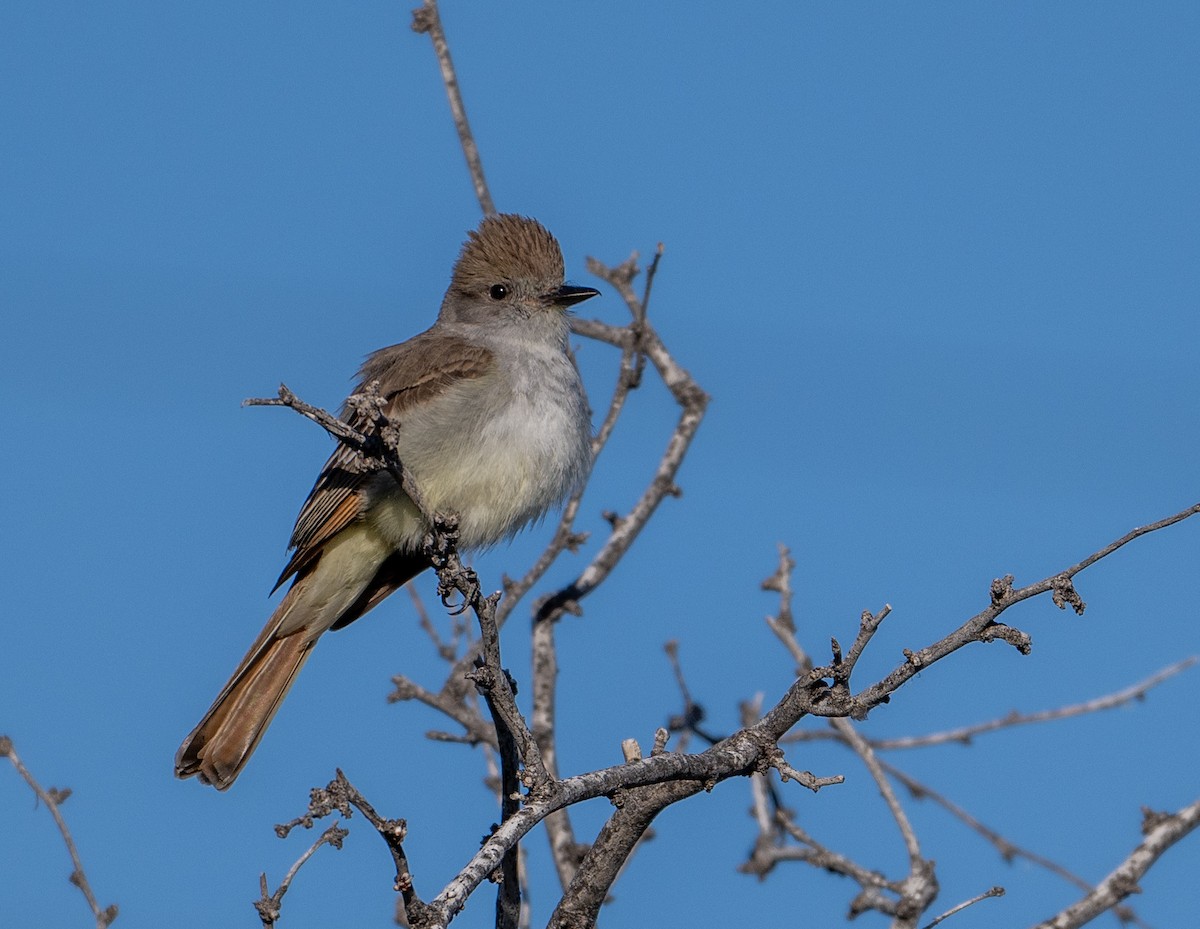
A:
382;344;592;550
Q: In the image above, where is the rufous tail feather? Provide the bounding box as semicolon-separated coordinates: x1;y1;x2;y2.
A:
175;594;313;790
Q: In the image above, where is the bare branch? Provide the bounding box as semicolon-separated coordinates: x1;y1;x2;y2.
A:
410;0;494;215
742;809;898;893
255;823;348;928
547;779;683;929
871;658;1196;751
416;668;847;928
920;886;1005;928
398;497;1199;925
332;773;418;904
389;673;496;749
1030;800;1200;929
862;759;1145;927
1054;503;1200;584
529;606;583;891
424;517;548;793
836;719;923;863
1;736;118;929
848;502;1200;718
272;771;429;925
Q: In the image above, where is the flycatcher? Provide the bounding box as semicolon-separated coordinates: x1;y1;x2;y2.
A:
176;214;598;790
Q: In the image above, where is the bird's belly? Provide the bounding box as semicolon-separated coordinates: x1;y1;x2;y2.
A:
397;390;589;549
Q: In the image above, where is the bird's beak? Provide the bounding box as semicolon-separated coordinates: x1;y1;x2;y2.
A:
549;285;600;308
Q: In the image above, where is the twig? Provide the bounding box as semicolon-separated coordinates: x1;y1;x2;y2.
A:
831;718;934;919
663;640;722;746
847;502;1200;718
761;544;801;652
410;0;494;215
881;763;1102;895
255;823;348;928
1;736;118;929
539;312;708;625
335;772;416;902
245;382;432;520
529;606;583;891
1055;503;1200;584
747;557;923;919
920;886;1005;928
389;673;497;749
870;658;1196;750
495;244;668;630
1030;799;1200;929
273;770;427;924
743;809;899;893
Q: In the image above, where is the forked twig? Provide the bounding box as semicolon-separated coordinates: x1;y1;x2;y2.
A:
255;823;348;928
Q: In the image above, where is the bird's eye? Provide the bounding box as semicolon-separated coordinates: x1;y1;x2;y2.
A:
488;284;509;301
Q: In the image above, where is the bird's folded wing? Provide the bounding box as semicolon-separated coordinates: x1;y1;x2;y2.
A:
273;331;494;589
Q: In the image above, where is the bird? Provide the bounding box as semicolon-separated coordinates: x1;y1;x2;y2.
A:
175;214;598;789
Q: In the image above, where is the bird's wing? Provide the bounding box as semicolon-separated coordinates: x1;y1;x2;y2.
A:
273;331;494;589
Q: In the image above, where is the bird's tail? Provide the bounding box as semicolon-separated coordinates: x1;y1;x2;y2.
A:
175;590;314;791
176;541;424;790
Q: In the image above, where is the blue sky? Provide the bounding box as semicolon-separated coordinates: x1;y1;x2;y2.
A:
3;3;1198;927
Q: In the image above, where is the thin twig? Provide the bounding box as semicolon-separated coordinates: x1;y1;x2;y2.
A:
1;737;118;929
389;673;496;748
409;581;462;663
832;720;923;864
848;502;1200;718
539;309;709;624
760;810;899;892
245;382;433;520
1055;504;1200;583
495;246;665;629
881;762;1098;893
920;886;1005;928
871;657;1197;750
272;770;428;924
255;823;348;927
410;0;495;215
